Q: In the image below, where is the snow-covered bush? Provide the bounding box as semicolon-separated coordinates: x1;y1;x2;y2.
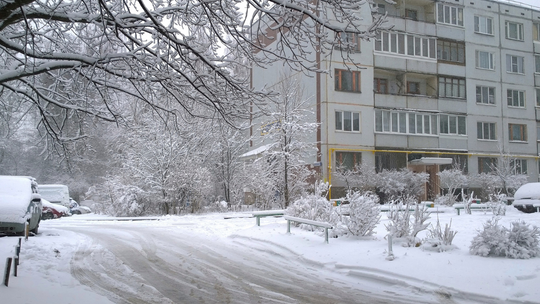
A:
376;169;429;202
437;167;468;206
286;182;332;226
488;193;507;216
344;191;381;237
385;198;431;247
470;218;540;259
422;216;458;252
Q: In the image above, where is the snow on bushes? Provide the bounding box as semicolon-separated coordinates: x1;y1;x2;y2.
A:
286;182;333;229
422;216;458;252
385;198;431;247
470;218;540;259
343;191;381;237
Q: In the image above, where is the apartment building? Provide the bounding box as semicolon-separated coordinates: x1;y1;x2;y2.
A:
250;0;540;199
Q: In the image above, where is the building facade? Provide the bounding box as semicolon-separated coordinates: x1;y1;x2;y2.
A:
250;0;540;199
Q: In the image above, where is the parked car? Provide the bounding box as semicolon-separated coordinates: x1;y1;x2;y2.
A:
69;199;92;214
512;182;540;213
42;198;71;220
0;176;43;235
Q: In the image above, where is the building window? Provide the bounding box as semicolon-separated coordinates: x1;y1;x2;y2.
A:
536;88;540;107
405;9;418;20
375;110;438;135
509;124;527;142
335;69;361;92
375;31;435;59
374;78;388;94
437;3;463;26
505;21;524;41
507;89;525;108
474;15;493;35
335;151;362;170
476;86;495;104
438;76;465;98
440;114;466;135
373;3;386;14
476;51;494;70
534;23;540;41
437;40;465;64
335;32;361;52
478;157;497;173
335;111;360;132
510;159;528;175
407;82;420;94
535;55;540;73
477;122;496;140
537;125;540;141
375;152;407;173
506;55;524;74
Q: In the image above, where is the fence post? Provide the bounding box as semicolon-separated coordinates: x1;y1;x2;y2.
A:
386;235;394;261
13;256;18;277
3;257;12;286
25;222;29;241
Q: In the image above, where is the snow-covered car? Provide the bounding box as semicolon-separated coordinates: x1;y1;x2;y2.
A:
0;176;43;235
69;199;92;214
512;182;540;213
42;199;71;220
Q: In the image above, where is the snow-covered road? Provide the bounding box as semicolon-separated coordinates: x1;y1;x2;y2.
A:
63;223;403;304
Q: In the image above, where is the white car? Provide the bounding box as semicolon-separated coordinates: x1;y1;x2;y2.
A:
512;182;540;213
0;176;43;235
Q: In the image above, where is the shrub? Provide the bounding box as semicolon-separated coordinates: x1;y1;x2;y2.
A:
344;191;381;237
422;217;458;252
385;198;431;247
286;182;332;230
470;218;540;259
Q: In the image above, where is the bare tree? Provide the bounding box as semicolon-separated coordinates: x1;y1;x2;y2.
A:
0;0;383;143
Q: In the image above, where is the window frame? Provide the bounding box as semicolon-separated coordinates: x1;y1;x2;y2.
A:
476;85;495;105
505;21;524;41
437;40;465;64
534;22;540;41
506;54;525;74
507;89;525;108
335;69;361;93
335;32;361;52
477;122;496;140
374;78;388;94
475;50;494;70
439;114;467;135
437;3;463;26
510;158;528;175
535;55;540;74
335;110;360;132
438;76;466;99
509;123;527;142
375;31;435;59
407;81;421;94
536;88;540;107
478;157;497;173
474;15;493;35
375;109;438;135
405;9;418;21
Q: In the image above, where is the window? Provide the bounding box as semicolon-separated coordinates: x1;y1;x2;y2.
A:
478;157;497;173
506;55;524;74
474;16;493;35
437;40;465;64
335;111;360;132
536;55;540;73
505;21;524;41
476;51;494;70
440;114;466;135
509;124;527;141
375;31;435;59
373;3;386;14
507;89;525;107
537;125;540;141
335;69;361;92
374;78;388;94
510;159;528;175
335;151;362;170
536;88;540;107
407;82;420;94
375;109;437;135
405;9;418;20
335;32;361;52
534;23;540;41
375;152;407;172
476;86;495;104
439;76;465;98
437;3;463;26
477;122;496;140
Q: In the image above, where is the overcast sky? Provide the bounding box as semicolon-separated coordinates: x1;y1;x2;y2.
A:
499;0;539;9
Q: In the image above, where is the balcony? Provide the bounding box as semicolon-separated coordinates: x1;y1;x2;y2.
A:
374;70;438;110
373;0;436;27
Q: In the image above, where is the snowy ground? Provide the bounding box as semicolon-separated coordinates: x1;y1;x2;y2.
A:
1;206;539;304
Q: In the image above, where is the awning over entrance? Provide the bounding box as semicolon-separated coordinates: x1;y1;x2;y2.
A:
239;143;274;160
408;157;453;165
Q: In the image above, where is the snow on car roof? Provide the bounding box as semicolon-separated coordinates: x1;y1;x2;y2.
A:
514;182;540;200
0;176;36;223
